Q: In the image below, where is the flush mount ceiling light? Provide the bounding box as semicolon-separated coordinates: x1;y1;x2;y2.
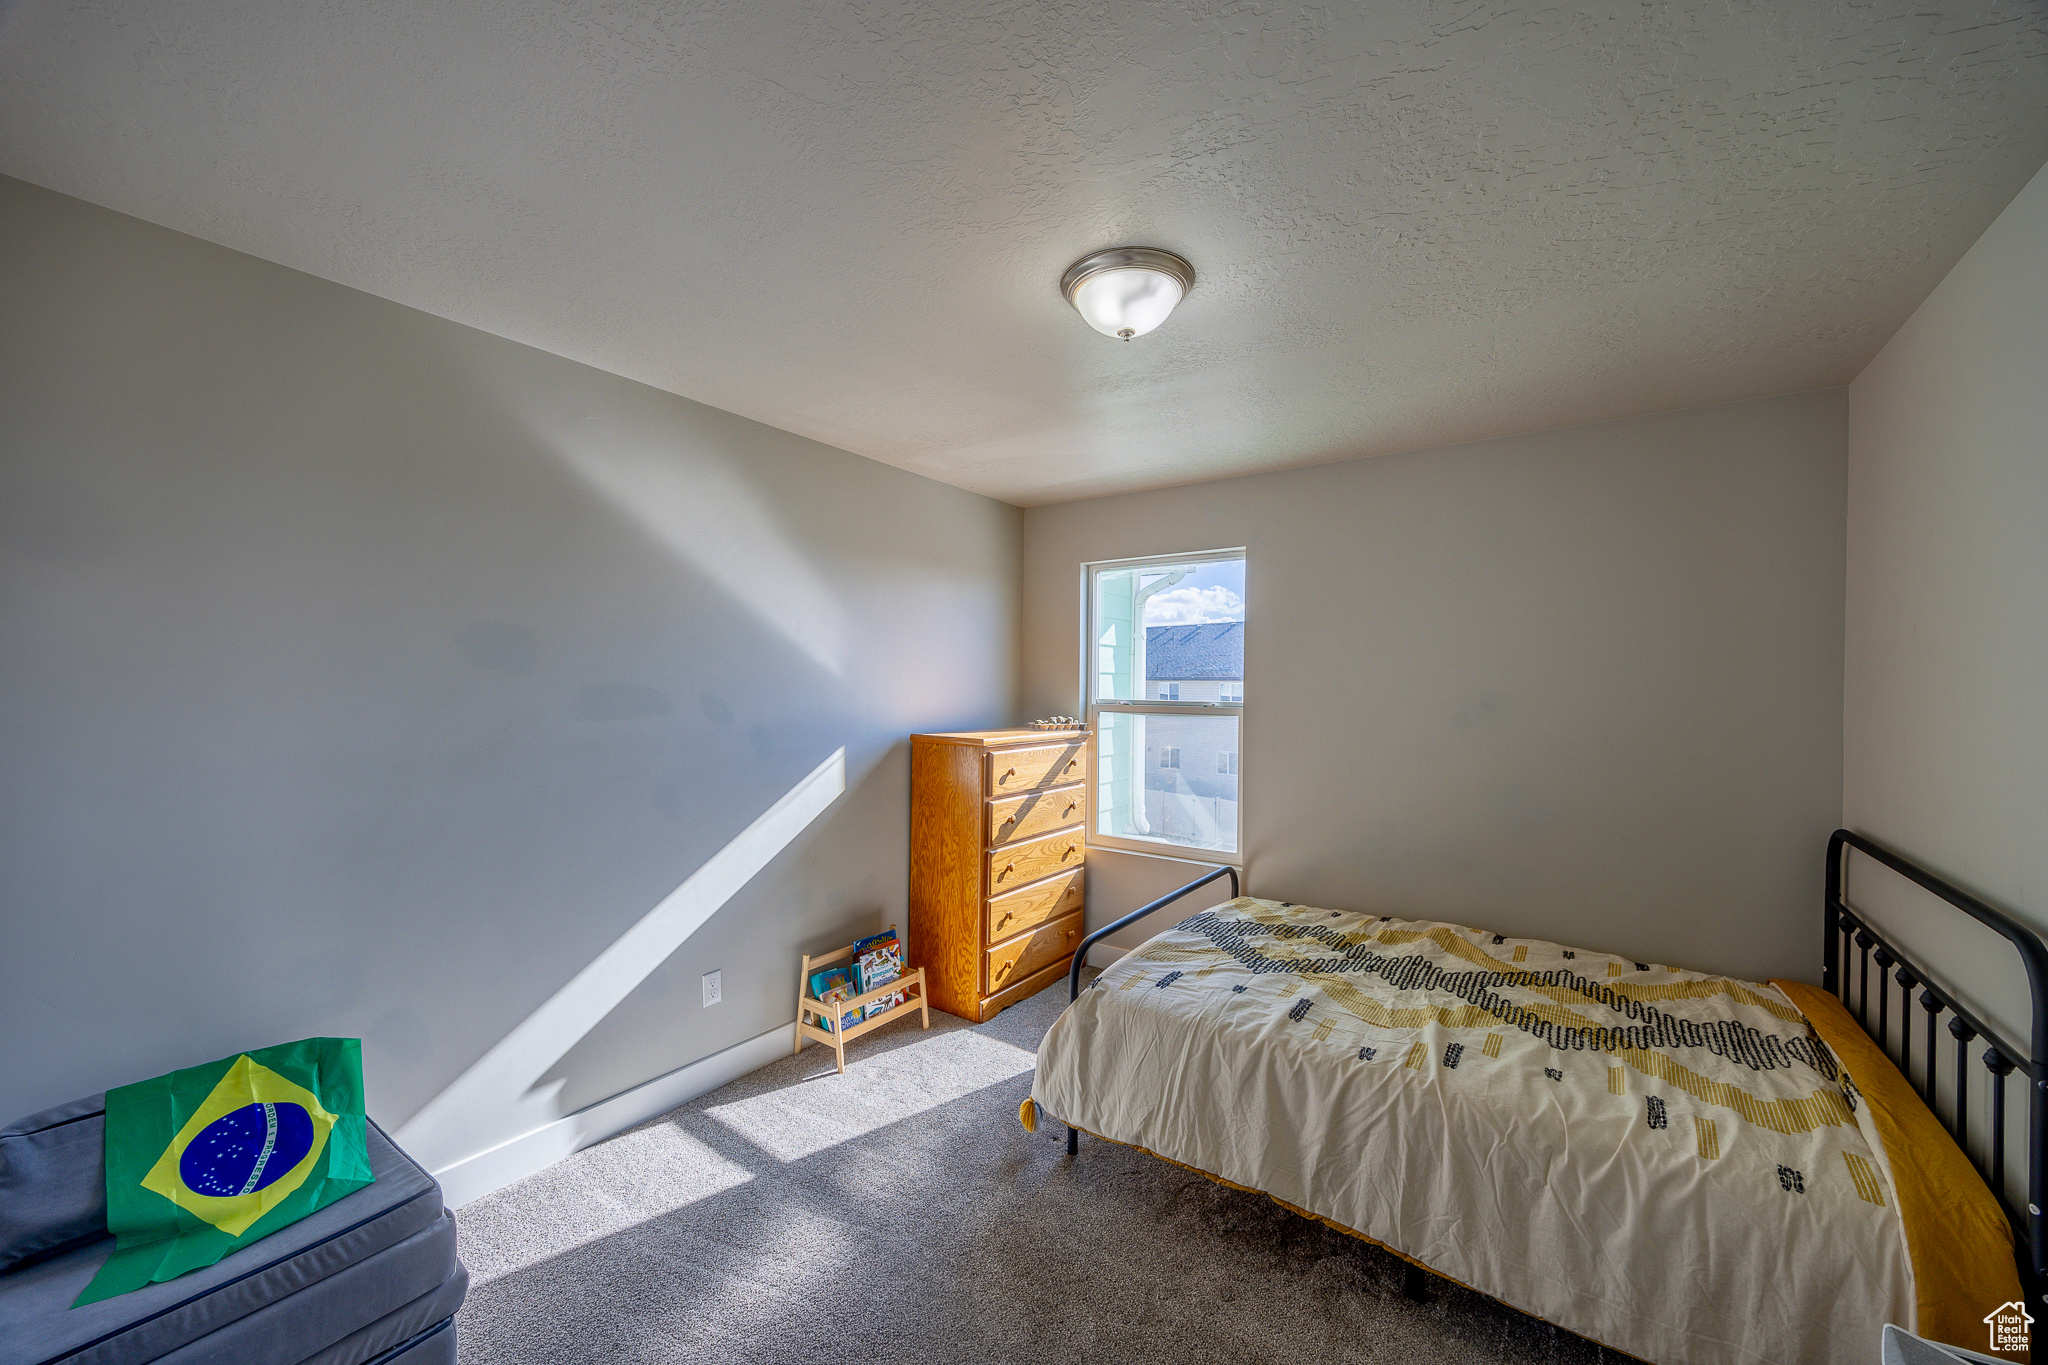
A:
1060;247;1195;341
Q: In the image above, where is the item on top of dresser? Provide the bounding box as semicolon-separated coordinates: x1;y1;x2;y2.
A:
795;926;930;1074
910;729;1089;1023
1027;716;1086;730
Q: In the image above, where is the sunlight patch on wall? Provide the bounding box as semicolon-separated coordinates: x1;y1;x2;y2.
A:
396;748;847;1174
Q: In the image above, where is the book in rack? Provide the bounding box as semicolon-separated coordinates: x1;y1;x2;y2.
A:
794;924;930;1073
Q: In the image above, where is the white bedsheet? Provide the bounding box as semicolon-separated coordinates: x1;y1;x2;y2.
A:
1030;897;1915;1365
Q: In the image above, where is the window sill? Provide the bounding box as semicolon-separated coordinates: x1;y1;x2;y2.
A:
1085;834;1245;869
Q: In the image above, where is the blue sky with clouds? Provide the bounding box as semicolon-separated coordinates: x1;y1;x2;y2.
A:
1143;557;1245;626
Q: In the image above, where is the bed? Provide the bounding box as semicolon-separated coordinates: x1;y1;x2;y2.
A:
1026;834;2039;1365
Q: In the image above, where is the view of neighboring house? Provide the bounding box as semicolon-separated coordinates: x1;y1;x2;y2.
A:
1142;622;1243;848
1145;622;1245;704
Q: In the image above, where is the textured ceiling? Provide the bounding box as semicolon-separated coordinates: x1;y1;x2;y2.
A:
3;2;2046;505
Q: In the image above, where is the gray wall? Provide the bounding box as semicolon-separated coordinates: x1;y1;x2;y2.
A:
0;176;1020;1167
1024;392;1847;984
1844;158;2048;1049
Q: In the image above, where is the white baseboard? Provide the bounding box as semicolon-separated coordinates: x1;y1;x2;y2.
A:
432;1021;792;1207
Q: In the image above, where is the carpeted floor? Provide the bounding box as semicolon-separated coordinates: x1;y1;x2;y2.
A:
455;974;1630;1365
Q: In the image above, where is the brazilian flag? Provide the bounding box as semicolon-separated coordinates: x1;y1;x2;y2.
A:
75;1037;374;1306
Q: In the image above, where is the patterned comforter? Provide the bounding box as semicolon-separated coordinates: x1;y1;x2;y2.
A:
1030;897;1925;1365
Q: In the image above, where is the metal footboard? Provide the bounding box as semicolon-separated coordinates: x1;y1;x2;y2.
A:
1062;863;1239;1156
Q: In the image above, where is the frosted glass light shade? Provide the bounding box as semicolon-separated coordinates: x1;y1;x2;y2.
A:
1060;248;1195;341
1070;268;1183;339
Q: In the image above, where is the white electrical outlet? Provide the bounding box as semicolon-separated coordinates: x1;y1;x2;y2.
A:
702;970;722;1007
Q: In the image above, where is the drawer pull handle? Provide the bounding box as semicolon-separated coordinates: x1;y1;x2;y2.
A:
1001;813;1016;825
1002;767;1017;781
1001;862;1015;876
997;913;1012;929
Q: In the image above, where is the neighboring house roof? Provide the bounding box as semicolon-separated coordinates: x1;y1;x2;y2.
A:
1146;622;1244;681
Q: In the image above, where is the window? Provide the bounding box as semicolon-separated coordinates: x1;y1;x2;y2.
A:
1086;550;1245;860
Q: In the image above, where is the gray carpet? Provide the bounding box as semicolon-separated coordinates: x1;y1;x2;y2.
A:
455;975;1630;1364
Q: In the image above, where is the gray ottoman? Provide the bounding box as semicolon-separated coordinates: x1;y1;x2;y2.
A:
1;1095;465;1365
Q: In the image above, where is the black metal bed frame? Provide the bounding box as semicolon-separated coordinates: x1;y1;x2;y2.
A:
1824;828;2048;1316
1056;833;2048;1320
1065;863;1238;1157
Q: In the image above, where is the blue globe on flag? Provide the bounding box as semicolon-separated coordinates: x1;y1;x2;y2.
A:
178;1102;318;1198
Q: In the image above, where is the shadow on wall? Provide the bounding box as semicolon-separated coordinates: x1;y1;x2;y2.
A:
381;361;866;1177
535;752;915;1119
393;746;848;1174
0;190;1013;1174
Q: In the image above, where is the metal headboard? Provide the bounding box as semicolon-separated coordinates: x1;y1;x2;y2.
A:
1824;828;2048;1314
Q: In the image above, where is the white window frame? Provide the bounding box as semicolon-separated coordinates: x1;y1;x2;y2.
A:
1082;548;1246;866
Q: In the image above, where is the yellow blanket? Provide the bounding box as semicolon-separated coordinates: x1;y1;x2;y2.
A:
1031;897;2022;1365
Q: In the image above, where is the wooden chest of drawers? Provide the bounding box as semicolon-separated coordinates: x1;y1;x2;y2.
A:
909;729;1088;1022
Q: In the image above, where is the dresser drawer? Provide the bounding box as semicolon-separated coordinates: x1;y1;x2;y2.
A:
976;956;1070;1023
986;909;1084;996
987;782;1085;847
986;868;1083;944
988;829;1085;894
986;741;1086;796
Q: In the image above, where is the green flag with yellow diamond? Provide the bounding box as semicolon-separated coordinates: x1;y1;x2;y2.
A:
75;1037;374;1306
